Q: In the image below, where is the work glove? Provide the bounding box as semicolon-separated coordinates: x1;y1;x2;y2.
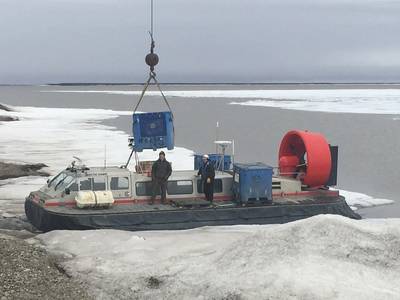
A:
207;178;211;184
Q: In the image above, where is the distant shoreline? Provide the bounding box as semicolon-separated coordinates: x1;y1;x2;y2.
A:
1;82;400;87
0;162;49;181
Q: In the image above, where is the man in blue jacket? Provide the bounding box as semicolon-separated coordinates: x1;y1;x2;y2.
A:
151;151;172;204
198;155;215;203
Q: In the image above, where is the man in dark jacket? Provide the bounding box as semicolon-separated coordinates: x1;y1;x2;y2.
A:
197;154;215;203
151;151;172;204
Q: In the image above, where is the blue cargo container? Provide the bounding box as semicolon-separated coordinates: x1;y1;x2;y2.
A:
232;163;273;203
194;154;232;171
132;112;174;152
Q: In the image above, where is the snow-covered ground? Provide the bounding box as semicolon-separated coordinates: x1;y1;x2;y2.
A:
35;215;400;300
47;89;400;115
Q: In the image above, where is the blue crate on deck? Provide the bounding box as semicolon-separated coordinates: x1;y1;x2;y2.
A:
132;112;174;152
232;163;273;203
194;154;232;171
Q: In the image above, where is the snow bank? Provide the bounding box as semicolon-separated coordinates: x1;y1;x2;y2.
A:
37;215;400;300
0;105;194;206
47;89;400;115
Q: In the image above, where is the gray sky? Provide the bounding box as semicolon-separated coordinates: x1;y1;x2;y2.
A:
1;0;400;84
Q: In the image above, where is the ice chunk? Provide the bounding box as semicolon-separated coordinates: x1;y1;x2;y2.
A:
338;189;394;209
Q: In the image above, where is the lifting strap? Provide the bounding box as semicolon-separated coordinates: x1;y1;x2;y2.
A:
132;70;173;116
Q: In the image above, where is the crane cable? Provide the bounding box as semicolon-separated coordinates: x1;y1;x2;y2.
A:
125;0;174;169
132;0;173;116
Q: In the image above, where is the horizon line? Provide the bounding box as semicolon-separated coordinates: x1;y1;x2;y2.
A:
2;82;400;87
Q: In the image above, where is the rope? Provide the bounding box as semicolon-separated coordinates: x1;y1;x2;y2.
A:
132;71;174;117
132;74;152;114
152;72;174;116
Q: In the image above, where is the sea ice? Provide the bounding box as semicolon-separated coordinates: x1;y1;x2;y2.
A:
338;189;394;210
47;89;400;115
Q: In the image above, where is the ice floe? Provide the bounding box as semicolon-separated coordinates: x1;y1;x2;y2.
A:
338;189;394;210
36;214;400;300
47;89;400;115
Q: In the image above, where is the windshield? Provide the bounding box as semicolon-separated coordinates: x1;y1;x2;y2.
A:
48;172;77;191
55;175;76;191
48;172;66;188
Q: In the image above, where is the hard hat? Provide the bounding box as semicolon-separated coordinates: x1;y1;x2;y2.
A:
202;154;209;159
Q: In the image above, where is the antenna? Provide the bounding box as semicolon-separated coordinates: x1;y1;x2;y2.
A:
73;156;82;164
104;144;107;169
215;121;219;153
232;139;235;166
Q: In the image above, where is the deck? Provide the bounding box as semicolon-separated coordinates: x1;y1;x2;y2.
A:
45;195;342;216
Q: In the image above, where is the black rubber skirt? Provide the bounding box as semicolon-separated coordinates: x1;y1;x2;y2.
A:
25;197;361;232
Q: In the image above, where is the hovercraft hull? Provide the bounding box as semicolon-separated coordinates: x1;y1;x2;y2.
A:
25;196;360;232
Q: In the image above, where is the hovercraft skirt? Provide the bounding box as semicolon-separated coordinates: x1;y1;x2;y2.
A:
25;197;361;232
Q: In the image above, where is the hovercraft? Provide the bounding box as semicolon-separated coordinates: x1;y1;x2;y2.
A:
25;129;360;232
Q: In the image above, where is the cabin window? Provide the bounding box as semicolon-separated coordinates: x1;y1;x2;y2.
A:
136;180;194;196
167;180;193;195
110;177;129;190
136;181;157;196
69;182;78;192
79;177;106;191
92;177;106;191
79;178;92;191
197;179;223;193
